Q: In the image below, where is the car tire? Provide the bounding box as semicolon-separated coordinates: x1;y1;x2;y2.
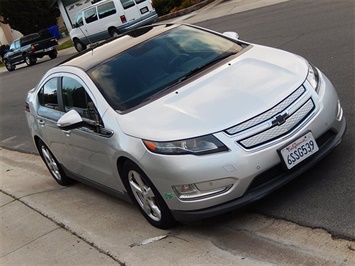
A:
4;60;15;71
109;28;119;37
49;50;58;59
74;39;86;52
37;140;73;186
24;54;37;66
122;160;176;229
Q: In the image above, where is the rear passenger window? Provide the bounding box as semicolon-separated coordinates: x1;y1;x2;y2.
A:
62;77;98;122
84;7;98;24
120;0;135;9
38;78;59;110
98;1;116;19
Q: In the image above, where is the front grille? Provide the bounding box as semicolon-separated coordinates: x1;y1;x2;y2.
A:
246;130;337;192
239;99;315;148
225;86;306;135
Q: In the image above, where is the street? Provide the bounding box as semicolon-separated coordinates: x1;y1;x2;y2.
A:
193;0;355;240
0;0;354;264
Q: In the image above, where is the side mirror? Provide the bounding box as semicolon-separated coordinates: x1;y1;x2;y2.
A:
57;109;83;129
222;31;240;40
72;23;81;28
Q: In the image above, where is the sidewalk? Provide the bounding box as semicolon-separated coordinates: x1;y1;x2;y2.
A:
1;149;355;265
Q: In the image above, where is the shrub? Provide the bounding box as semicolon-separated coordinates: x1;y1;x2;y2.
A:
153;0;183;16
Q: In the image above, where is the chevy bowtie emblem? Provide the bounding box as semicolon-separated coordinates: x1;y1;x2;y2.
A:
272;113;289;126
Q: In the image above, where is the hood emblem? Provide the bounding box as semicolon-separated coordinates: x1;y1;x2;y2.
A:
272;112;289;126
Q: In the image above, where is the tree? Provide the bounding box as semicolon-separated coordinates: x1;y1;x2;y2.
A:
0;0;60;35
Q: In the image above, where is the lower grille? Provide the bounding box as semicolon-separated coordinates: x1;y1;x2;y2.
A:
246;130;337;192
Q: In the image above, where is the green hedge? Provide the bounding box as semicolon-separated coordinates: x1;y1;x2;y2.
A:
154;0;183;16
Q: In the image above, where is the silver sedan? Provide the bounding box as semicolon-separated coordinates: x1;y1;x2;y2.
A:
25;24;346;228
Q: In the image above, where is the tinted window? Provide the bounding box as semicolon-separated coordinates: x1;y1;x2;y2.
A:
84;7;98;24
135;0;146;3
98;1;116;19
62;77;98;122
88;25;243;111
38;78;59;110
120;0;135;9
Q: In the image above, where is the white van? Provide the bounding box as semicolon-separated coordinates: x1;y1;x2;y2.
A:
70;0;158;52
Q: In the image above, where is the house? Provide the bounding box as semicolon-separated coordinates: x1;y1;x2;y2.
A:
51;0;93;33
0;16;23;45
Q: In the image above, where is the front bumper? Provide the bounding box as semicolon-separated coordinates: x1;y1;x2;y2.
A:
171;119;346;221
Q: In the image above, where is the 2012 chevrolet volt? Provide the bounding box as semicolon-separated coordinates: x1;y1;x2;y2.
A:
25;24;346;228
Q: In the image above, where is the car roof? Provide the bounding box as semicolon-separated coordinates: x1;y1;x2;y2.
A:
78;0;113;13
61;24;179;71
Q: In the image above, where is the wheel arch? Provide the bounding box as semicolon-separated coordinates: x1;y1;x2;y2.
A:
108;26;119;36
34;135;44;152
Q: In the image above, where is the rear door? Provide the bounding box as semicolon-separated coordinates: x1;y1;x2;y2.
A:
36;76;68;165
119;0;141;22
134;0;153;14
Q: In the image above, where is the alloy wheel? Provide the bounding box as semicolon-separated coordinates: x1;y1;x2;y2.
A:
128;170;162;222
41;145;62;181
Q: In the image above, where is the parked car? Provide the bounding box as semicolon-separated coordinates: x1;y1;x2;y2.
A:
25;24;346;229
70;0;157;52
4;33;58;72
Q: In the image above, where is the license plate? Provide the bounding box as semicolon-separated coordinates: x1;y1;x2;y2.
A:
140;7;148;14
280;132;319;169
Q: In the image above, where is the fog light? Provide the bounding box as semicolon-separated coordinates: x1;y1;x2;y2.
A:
172;182;233;201
336;100;343;121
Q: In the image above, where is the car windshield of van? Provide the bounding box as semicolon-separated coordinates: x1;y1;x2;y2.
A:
88;25;244;112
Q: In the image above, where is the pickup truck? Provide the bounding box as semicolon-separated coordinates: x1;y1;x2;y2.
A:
4;33;58;72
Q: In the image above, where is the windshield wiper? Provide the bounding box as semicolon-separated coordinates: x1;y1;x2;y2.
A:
179;51;237;82
140;51;237;104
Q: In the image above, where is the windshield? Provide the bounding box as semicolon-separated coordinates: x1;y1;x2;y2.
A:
88;25;244;111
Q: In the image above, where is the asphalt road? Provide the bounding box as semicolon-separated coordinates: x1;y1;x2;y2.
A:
0;0;354;240
195;0;355;240
0;54;73;153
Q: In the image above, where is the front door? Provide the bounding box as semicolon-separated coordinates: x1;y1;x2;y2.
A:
59;75;119;190
82;7;102;43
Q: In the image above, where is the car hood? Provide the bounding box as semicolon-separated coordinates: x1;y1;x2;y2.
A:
118;45;308;141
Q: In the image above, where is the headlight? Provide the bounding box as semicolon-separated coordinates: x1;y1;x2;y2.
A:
143;135;228;155
307;63;320;93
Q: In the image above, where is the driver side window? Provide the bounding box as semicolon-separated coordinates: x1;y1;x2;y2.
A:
61;77;99;123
